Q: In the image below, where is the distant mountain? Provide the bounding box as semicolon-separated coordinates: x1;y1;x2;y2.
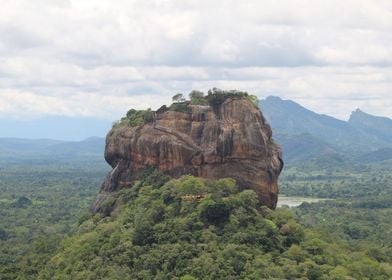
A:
274;133;341;163
45;137;106;157
0;116;112;141
358;147;392;163
260;96;392;164
0;137;106;165
0;138;63;156
349;109;392;143
260;96;388;151
2;98;392;167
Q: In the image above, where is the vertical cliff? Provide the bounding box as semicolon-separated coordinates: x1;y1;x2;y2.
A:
94;94;283;210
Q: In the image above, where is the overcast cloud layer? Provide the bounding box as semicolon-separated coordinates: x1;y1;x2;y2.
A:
1;0;392;121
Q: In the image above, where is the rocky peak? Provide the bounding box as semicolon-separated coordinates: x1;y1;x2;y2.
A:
94;91;283;211
348;108;392;143
349;108;365;120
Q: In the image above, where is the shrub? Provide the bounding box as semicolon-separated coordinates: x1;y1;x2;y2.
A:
172;93;186;103
139;167;170;189
207;88;259;108
189;90;208;105
168;101;191;113
0;229;8;240
199;199;231;225
15;196;32;208
99;195;117;217
112;108;154;129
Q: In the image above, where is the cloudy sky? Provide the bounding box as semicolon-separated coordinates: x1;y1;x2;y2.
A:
1;0;392;122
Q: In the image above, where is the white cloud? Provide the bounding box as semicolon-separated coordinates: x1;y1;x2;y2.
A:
0;89;169;120
201;39;240;63
0;0;392;121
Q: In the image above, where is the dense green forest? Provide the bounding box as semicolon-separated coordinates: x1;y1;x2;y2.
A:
0;162;109;279
280;161;392;199
0;159;391;279
37;171;391;279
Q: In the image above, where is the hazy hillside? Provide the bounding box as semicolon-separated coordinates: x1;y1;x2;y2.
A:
0;116;111;141
0;138;63;155
260;96;392;164
349;109;392;143
358;147;392;163
4;97;392;167
274;133;345;164
0;137;105;165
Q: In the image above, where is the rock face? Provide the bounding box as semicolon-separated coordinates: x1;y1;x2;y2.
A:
95;97;283;210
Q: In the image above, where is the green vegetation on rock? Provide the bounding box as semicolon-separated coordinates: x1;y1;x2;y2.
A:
110;89;260;127
168;88;259;113
206;88;259;108
189;90;208;105
112;108;153;129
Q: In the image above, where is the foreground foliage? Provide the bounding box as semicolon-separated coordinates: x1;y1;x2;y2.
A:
1;151;391;279
37;173;391;280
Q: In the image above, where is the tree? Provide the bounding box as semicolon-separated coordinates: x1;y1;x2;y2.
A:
189;90;207;105
246;95;259;107
189;90;204;100
0;229;8;240
199;199;231;225
172;93;185;103
15;196;32;208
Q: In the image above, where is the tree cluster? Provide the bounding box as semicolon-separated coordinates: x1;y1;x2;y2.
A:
169;89;260;113
37;172;391;279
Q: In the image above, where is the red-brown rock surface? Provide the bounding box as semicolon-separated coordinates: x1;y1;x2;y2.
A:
95;97;283;210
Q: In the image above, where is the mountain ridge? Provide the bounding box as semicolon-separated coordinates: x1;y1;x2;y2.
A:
2;96;391;166
260;96;392;164
0;137;106;165
348;108;392;143
0;116;111;141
